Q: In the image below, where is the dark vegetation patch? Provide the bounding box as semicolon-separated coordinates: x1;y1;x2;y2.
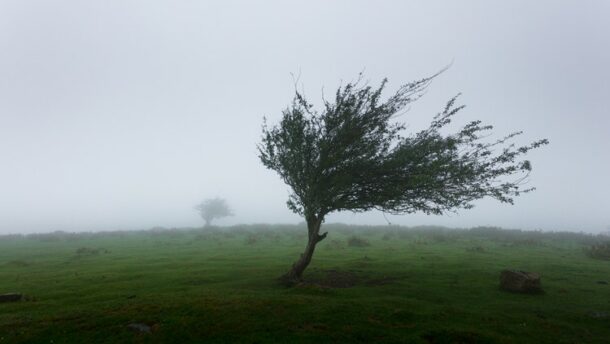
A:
302;269;361;288
364;275;400;286
501;238;545;247
347;236;370;247
244;234;258;245
422;329;495;344
586;242;610;260
75;247;109;256
301;269;400;288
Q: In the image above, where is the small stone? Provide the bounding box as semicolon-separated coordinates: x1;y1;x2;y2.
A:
587;311;608;319
127;323;152;333
0;293;23;303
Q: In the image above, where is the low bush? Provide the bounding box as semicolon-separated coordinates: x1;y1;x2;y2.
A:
244;234;258;245
347;236;370;247
586;242;610;260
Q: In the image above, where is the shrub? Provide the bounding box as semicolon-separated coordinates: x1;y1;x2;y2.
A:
347;236;370;247
244;234;258;245
586;242;610;260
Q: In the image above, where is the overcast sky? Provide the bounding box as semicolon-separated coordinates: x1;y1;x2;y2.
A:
1;1;609;234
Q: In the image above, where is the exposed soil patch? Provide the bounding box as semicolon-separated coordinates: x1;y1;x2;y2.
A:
300;269;400;288
364;276;400;286
422;329;494;344
305;269;360;288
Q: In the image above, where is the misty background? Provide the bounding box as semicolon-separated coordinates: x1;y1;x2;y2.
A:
0;1;608;234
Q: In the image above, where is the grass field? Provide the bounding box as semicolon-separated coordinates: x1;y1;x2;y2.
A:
1;224;609;343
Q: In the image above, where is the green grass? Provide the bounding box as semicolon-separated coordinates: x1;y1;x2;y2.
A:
1;225;609;343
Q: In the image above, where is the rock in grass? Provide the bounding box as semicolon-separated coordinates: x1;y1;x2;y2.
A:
500;270;542;293
587;311;608;319
0;293;23;303
127;323;152;333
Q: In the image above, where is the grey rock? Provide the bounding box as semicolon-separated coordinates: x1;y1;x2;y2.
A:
587;311;608;319
500;270;543;293
127;323;152;333
0;293;23;303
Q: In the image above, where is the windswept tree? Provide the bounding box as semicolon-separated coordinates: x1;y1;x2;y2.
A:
258;72;548;285
195;197;233;227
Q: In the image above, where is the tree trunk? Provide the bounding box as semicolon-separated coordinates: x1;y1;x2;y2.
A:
280;216;327;286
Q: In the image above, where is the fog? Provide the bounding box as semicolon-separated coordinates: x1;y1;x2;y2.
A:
1;1;608;234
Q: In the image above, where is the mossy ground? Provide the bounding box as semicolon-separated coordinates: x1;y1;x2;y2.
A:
1;225;609;343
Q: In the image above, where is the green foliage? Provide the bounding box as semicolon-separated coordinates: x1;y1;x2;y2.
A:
194;197;233;226
587;242;610;260
259;72;548;219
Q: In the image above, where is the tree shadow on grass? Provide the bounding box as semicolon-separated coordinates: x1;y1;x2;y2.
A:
295;269;402;289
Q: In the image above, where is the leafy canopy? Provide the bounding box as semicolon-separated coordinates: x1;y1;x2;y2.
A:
195;197;233;224
258;73;548;220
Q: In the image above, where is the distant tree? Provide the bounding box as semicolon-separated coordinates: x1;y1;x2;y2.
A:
258;72;548;285
195;198;232;227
